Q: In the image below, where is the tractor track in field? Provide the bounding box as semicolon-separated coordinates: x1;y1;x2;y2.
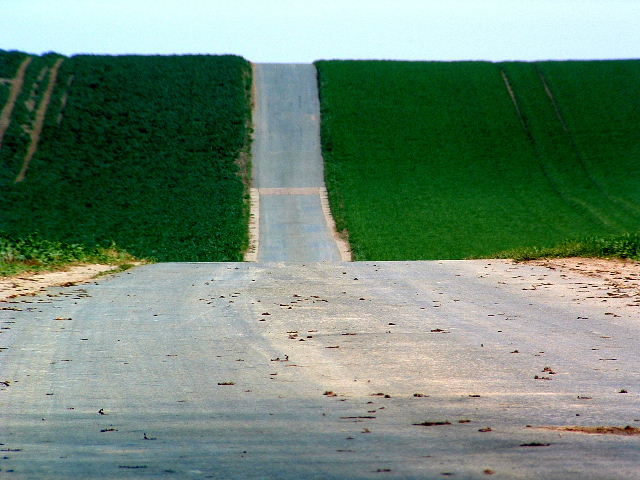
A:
0;56;32;149
15;57;64;182
536;67;640;218
500;68;623;230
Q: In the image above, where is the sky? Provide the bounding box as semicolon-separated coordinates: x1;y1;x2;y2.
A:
1;0;639;62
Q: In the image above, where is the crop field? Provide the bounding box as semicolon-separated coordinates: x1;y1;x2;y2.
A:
316;60;640;260
0;51;252;262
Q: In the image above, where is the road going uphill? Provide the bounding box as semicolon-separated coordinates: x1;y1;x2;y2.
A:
249;63;349;262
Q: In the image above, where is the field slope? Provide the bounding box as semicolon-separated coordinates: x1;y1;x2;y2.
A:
316;60;640;260
0;51;252;263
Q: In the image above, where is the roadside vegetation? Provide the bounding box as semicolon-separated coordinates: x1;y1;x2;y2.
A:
0;51;252;264
316;60;640;260
0;233;137;277
495;232;640;262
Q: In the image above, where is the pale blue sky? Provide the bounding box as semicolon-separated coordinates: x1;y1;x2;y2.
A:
1;0;639;62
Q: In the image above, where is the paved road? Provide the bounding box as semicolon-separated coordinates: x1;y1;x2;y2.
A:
1;261;639;479
251;63;345;262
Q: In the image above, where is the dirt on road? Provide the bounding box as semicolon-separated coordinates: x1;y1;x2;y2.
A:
2;257;639;479
529;257;640;299
0;264;118;300
2;257;638;302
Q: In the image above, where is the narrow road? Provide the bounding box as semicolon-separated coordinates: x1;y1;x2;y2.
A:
1;261;639;478
250;63;348;262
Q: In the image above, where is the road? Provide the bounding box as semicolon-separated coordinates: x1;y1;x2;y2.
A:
1;261;639;479
251;63;347;262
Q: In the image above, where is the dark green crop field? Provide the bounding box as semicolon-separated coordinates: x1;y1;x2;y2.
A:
0;52;252;263
316;60;640;260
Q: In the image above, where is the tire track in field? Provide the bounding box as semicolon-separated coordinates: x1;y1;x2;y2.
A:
15;58;64;183
500;69;532;141
500;68;624;230
0;56;32;150
536;67;640;219
500;68;574;207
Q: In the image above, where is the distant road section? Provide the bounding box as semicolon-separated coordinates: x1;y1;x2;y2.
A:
250;63;348;262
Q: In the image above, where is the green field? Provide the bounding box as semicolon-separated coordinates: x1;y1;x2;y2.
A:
0;51;252;263
316;60;640;260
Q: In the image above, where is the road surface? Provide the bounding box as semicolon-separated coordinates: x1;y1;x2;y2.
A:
250;63;347;262
1;261;639;479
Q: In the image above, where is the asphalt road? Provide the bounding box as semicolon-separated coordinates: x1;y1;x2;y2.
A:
1;261;639;479
251;63;344;262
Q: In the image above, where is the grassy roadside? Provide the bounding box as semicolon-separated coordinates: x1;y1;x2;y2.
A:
493;232;640;262
0;233;142;277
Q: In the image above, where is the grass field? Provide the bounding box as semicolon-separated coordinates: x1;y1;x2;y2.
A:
316;60;640;260
0;51;252;264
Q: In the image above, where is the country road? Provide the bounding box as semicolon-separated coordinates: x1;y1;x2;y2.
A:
250;63;348;262
1;64;640;479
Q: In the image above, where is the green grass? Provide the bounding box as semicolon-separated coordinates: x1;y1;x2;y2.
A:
316;60;640;260
0;232;139;277
0;52;252;262
495;232;640;262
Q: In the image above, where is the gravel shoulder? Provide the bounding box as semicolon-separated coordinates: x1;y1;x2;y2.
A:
529;257;640;297
0;264;120;300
